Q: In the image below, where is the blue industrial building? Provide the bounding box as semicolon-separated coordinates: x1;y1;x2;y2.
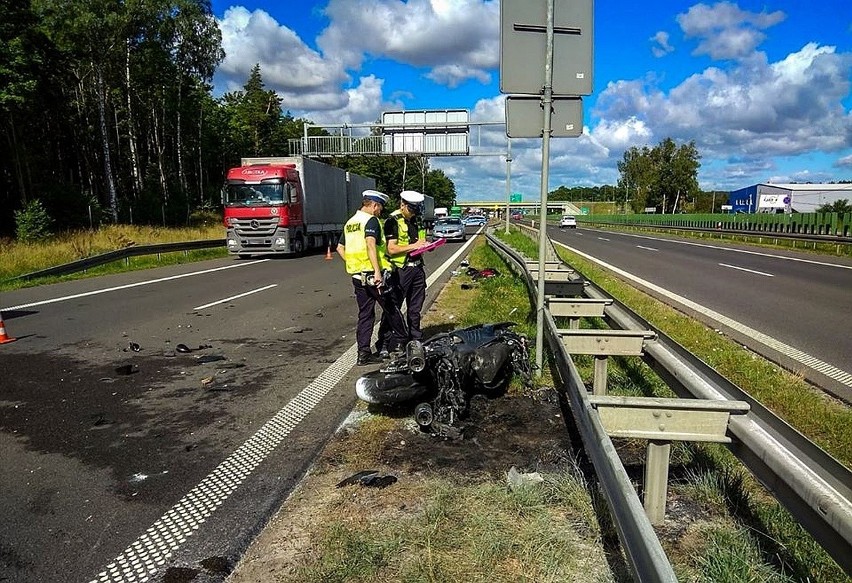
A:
728;183;852;213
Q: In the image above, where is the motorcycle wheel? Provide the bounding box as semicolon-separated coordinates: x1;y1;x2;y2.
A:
355;371;430;405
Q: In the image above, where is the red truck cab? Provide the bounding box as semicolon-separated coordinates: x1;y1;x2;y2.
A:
223;164;305;256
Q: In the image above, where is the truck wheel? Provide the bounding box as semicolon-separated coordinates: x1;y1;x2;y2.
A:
292;236;304;255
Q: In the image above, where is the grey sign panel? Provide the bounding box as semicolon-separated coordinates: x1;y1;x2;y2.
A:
506;96;583;138
380;109;470;155
500;0;594;96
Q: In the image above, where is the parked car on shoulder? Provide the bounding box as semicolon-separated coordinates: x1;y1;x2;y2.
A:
463;214;487;227
559;215;577;228
433;217;466;241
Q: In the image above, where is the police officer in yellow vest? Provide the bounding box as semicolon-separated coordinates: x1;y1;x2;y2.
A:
376;190;429;357
337;190;408;366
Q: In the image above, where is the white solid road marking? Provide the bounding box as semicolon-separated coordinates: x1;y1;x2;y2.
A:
90;342;361;583
2;260;270;312
719;263;774;277
636;245;658;252
598;237;611;241
555;241;852;389
88;235;478;582
193;284;278;311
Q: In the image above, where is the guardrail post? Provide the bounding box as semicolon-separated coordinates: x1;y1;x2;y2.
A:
645;441;671;524
589;396;750;525
546;297;613;331
558;329;656;395
593;356;608;395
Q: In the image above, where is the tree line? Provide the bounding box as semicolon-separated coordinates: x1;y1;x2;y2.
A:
0;1;456;239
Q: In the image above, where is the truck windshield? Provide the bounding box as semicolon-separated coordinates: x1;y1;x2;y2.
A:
224;183;285;206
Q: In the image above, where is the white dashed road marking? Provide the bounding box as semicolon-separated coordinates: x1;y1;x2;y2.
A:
2;260;270;312
193;284;278;311
555;241;852;389
719;263;774;277
88;234;478;582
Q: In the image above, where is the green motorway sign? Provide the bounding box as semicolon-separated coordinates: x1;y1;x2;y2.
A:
510;193;522;203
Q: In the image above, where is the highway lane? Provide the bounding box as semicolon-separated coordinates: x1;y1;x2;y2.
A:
549;225;852;396
0;237;471;583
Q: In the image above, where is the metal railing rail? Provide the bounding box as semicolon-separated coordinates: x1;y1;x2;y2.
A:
584;281;852;570
577;219;852;246
10;239;225;282
486;232;679;582
490;225;852;575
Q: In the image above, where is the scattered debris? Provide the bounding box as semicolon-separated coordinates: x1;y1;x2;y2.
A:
335;470;398;489
124;342;141;352
176;343;192;354
114;364;138;375
362;474;397;488
336;470;378;488
507;466;544;491
471;267;500;280
196;355;226;364
91;414;112;428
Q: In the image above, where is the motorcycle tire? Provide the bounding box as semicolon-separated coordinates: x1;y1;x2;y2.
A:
355;371;430;405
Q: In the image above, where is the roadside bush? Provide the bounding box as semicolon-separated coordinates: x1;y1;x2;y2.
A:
188;208;221;227
14;199;53;242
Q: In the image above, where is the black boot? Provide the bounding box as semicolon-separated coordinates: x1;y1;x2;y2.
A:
357;350;382;366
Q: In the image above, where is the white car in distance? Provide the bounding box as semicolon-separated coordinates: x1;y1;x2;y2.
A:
559;215;577;228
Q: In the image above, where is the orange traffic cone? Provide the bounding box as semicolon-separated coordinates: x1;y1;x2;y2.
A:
325;244;334;260
0;312;16;344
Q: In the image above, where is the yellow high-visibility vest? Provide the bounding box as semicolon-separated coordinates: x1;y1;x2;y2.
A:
343;210;390;274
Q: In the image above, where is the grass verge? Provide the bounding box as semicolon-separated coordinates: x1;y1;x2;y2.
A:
228;230;847;582
0;224;226;291
507;226;850;581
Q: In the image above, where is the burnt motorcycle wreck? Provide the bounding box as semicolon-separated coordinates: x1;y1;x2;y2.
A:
355;322;533;437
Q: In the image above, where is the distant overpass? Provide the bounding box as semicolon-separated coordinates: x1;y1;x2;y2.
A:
455;201;583;214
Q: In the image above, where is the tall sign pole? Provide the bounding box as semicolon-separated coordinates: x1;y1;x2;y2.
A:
500;0;594;376
534;0;555;375
505;139;512;234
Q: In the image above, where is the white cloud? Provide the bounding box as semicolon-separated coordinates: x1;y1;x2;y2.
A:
836;154;852;168
215;6;348;104
300;75;402;125
676;1;785;60
651;31;674;58
595;43;852;164
318;0;498;86
210;2;852;197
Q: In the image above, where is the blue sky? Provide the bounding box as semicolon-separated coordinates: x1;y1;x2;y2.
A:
209;1;852;202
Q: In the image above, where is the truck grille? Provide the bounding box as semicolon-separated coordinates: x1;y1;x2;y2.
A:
232;218;279;237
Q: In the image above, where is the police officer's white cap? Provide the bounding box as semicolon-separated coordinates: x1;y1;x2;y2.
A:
362;190;389;205
400;190;425;204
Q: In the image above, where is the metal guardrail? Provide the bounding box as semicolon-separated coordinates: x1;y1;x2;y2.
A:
488;226;852;577
594;285;852;570
581;211;852;239
486;232;678;582
580;219;852;246
10;239;225;282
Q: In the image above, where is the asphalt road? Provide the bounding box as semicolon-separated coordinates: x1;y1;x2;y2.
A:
548;224;852;398
0;235;473;583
